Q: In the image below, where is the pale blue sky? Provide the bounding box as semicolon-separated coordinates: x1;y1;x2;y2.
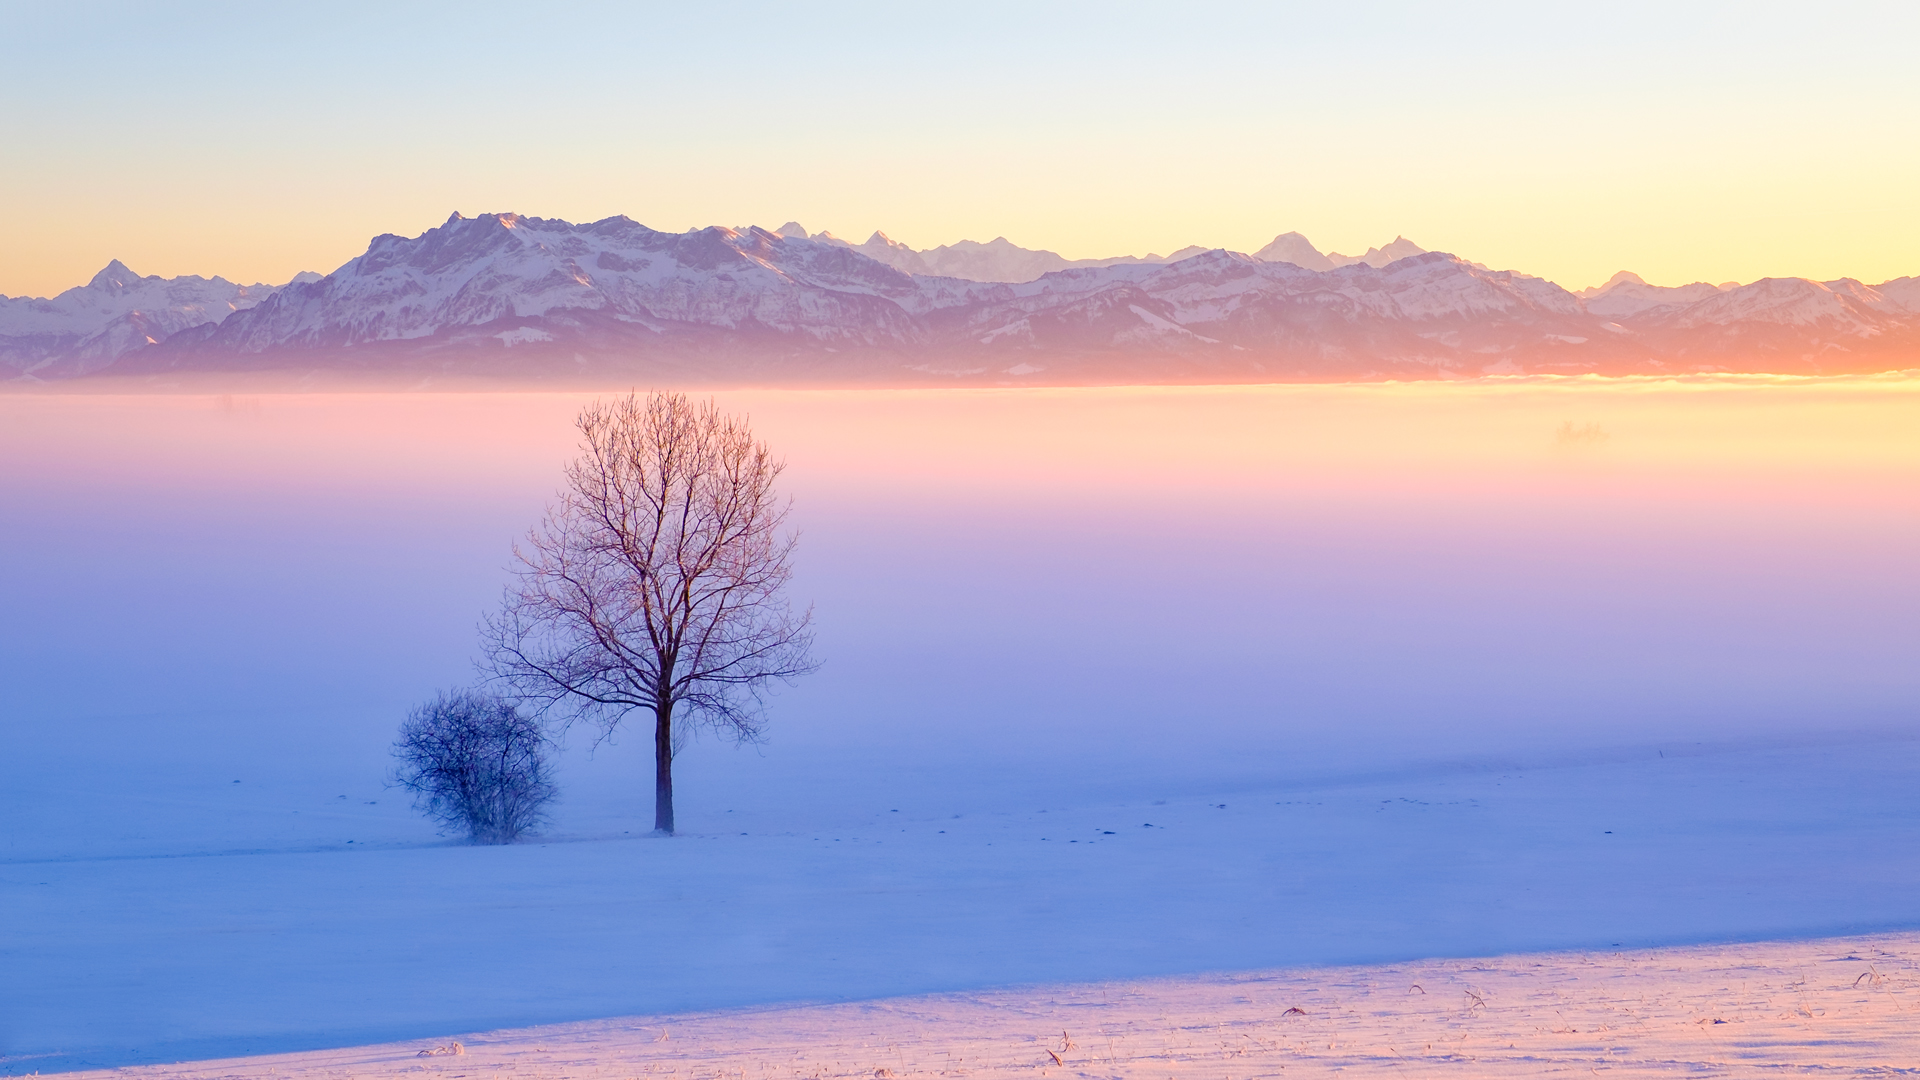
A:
4;1;1916;294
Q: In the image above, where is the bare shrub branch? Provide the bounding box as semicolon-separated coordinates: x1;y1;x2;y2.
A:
392;689;556;844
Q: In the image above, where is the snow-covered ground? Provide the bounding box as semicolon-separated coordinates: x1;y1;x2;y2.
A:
2;378;1917;1072
45;932;1920;1079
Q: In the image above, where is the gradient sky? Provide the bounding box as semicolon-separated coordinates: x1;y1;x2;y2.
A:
4;1;1917;298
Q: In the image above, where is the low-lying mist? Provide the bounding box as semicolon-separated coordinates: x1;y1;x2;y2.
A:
3;375;1916;856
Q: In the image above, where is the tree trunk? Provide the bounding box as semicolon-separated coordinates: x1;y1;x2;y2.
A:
654;699;675;835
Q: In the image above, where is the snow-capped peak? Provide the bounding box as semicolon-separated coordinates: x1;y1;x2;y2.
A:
3;260;287;377
1327;236;1427;269
87;260;143;291
1579;272;1733;319
1252;232;1334;271
1579;271;1647;295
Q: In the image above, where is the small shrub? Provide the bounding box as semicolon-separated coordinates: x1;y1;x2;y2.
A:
393;689;556;843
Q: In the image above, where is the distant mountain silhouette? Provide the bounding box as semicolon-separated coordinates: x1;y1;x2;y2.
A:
6;213;1916;383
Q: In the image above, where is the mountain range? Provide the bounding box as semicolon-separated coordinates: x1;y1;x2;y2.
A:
5;213;1916;384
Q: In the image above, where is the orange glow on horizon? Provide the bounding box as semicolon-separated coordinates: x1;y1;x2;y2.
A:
4;375;1914;505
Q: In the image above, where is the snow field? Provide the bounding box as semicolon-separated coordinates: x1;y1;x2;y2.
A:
8;736;1920;1072
2;381;1916;1072
33;931;1920;1078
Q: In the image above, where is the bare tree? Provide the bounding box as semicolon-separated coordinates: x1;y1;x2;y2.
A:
485;392;816;835
392;690;556;844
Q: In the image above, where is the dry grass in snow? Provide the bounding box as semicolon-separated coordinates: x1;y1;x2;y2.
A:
55;931;1919;1079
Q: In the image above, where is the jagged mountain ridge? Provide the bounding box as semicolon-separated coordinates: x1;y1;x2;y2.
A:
165;215;976;352
0;261;292;377
6;212;1916;383
1252;233;1428;272
85;215;1626;380
794;223;1414;283
787;223;1182;282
